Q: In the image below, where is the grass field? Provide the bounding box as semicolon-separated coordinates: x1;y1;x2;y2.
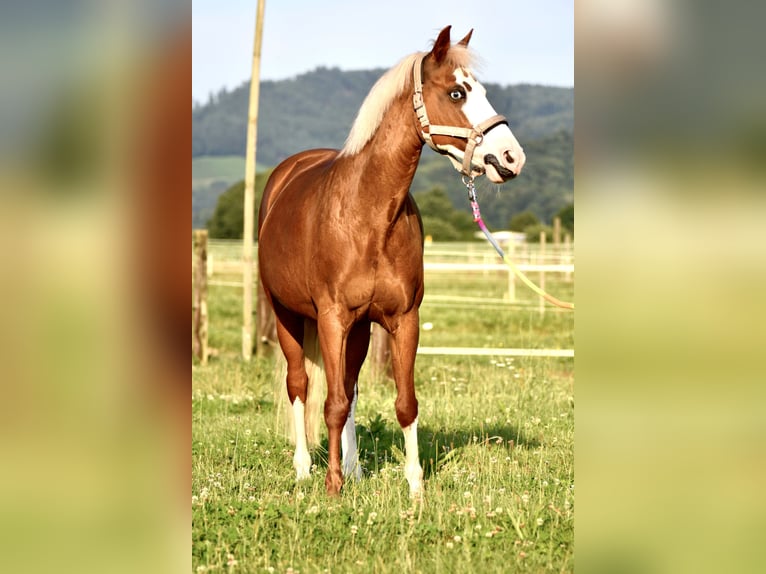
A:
193;242;574;573
193;156;269;185
193;156;247;183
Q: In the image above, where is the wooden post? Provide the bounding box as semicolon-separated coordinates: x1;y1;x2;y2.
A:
242;0;266;361
539;230;546;316
193;230;209;365
564;233;572;282
369;323;393;381
553;216;561;246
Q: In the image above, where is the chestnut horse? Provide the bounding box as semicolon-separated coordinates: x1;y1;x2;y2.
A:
258;26;525;496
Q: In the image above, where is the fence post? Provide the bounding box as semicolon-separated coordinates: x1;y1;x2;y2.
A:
242;0;266;362
553;216;561;246
193;230;209;365
564;233;572;282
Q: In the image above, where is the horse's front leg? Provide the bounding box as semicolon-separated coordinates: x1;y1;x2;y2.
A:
317;313;351;495
341;320;371;481
389;310;423;498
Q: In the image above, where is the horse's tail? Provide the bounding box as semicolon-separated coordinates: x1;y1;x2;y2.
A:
302;319;325;447
275;318;325;447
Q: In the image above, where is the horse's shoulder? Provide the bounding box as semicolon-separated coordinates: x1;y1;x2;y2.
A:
259;149;339;228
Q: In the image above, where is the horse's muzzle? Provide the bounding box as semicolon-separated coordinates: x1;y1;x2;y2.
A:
484;154;518;181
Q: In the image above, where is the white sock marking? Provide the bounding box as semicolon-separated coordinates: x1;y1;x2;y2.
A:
341;385;361;480
292;398;311;480
402;417;424;498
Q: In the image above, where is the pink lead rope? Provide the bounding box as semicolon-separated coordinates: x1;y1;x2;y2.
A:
463;176;575;311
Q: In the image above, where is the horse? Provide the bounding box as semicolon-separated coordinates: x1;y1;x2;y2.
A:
257;26;525;497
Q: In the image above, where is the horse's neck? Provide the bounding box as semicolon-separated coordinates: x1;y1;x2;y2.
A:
335;99;423;227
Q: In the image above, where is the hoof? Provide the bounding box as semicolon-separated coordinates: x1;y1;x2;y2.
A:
408;481;424;500
325;469;344;496
293;452;312;481
295;465;311;481
405;463;424;499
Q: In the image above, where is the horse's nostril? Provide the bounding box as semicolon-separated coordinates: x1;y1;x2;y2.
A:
484;154;516;180
503;150;515;164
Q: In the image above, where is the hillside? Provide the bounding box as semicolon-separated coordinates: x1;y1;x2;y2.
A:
192;66;573;229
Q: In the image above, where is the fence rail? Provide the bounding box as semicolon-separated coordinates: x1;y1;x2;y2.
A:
417;347;574;357
192;237;574;362
197;239;575;275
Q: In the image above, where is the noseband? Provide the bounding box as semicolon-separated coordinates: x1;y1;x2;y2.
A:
412;53;508;177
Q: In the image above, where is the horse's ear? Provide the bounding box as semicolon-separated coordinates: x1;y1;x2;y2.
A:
430;26;452;64
457;29;473;47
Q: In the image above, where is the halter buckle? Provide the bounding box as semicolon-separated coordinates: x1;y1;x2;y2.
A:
412;90;425;111
462;175;476;196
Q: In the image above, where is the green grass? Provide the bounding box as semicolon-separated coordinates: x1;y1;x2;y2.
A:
193;155;269;186
193;243;574;573
193;156;247;183
419;270;574;351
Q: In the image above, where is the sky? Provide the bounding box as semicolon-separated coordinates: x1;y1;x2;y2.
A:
192;0;573;104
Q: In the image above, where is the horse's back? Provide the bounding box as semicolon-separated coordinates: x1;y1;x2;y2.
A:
258;148;338;232
258;148;338;317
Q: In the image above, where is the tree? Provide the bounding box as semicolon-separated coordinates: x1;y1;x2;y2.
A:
509;210;540;232
524;223;553;243
555;203;574;236
413;187;476;241
206;171;271;238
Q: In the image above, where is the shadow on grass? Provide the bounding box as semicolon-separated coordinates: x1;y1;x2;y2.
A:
313;415;539;480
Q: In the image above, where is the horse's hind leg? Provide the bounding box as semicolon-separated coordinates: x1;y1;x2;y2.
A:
273;302;311;480
342;321;371;480
388;310;424;498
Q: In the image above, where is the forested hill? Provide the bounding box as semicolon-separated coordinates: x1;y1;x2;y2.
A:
193;66;573;228
193;66;573;164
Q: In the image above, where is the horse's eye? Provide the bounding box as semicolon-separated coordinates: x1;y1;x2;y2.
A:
449;89;465;101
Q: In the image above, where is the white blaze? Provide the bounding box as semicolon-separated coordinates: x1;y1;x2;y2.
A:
442;68;526;180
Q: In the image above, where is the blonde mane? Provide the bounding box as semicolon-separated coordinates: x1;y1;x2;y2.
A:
340;45;475;156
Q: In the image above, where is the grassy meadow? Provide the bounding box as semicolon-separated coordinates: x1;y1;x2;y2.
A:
194;156;246;183
193;242;574;573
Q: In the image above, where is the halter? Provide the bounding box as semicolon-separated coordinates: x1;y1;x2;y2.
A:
412;53;574;310
412;53;508;177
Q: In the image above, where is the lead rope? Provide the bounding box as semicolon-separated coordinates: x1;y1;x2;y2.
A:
464;176;575;310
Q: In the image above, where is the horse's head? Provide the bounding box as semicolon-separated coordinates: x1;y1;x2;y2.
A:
415;26;526;183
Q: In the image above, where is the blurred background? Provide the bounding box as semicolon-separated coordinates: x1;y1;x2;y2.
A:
0;1;189;573
576;0;766;572
1;0;765;572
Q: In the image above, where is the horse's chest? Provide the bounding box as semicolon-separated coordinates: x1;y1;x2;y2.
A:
365;253;424;314
312;247;422;315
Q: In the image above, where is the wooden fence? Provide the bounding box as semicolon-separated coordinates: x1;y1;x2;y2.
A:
192;236;575;365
